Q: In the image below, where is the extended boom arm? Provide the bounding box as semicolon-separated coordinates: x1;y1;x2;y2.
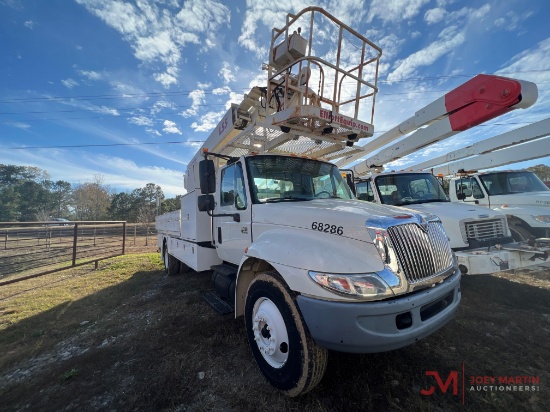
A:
336;74;538;175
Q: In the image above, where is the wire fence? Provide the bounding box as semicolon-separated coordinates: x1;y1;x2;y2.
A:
0;221;157;285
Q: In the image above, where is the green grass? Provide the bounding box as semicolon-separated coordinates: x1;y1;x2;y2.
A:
0;253;164;372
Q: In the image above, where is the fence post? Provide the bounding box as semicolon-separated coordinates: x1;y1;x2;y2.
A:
72;223;78;267
145;223;149;246
133;224;136;245
122;222;126;255
4;233;7;250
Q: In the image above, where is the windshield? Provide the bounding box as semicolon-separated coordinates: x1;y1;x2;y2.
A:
246;155;354;203
374;173;449;206
479;171;549;195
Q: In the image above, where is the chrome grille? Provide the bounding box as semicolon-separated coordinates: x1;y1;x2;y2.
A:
464;218;507;241
387;221;454;283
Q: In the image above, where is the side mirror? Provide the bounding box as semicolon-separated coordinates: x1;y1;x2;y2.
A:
198;194;215;212
456;192;466;200
199;159;216;194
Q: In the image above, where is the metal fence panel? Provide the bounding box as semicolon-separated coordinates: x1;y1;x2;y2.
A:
0;221;151;284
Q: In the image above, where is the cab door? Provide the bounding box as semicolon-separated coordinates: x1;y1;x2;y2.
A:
214;162;252;265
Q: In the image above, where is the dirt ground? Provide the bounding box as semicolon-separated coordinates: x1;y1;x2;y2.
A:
0;251;549;411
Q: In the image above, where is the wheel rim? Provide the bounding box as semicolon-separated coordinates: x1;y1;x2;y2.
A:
252;297;289;368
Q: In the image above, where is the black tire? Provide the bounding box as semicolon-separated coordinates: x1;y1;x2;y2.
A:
244;273;328;397
509;224;533;242
179;261;193;273
163;247;180;276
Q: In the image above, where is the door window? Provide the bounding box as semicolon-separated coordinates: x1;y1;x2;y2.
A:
220;163;247;210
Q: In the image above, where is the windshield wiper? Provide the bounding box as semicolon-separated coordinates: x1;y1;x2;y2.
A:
422;198;450;203
262;196;312;203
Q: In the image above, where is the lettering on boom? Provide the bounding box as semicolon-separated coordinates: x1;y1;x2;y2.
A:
319;109;370;132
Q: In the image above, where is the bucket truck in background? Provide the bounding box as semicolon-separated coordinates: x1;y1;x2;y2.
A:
155;7;461;396
340;74;549;274
419;118;550;241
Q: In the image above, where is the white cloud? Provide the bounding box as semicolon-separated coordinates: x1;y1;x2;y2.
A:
76;0;230;88
43;94;121;117
78;70;102;80
151;100;177;115
386;4;493;83
219;62;236;84
6;122;31;130
61;78;79;89
129;116;153;127
146;128;162;137
154;71;178;88
366;0;430;23
213;86;231;95
96;106;120;116
190;110;225;132
163;120;182;134
387;26;465;83
424;7;446;24
495;37;550;121
180;87;206;118
494;11;532;32
377;34;406;60
24;20;35;29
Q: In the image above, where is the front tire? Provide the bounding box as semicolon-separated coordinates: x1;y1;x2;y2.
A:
245;273;327;397
509;223;533;242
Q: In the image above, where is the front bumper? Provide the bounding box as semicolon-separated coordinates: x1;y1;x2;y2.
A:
297;269;461;353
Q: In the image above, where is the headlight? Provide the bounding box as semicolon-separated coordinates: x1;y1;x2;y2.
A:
308;271;394;300
532;215;550;223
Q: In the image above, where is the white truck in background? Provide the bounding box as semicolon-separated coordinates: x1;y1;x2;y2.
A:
340;75;549;274
448;169;550;241
156;7;461;396
413;119;550;241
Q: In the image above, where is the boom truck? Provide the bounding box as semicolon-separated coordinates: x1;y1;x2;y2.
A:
416;118;550;241
156;7;461;396
339;75;549;274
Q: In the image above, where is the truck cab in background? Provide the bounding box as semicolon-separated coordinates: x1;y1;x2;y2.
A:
449;170;550;241
355;171;549;274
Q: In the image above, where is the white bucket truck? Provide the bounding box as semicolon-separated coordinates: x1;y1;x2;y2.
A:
156;7;461;396
339;75;549;274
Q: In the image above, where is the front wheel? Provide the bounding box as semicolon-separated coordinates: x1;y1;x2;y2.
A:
509;223;534;242
245;273;327;397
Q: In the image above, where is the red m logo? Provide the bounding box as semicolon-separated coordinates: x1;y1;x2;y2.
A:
420;371;459;396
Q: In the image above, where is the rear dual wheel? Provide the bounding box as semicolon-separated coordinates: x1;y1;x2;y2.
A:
245;273;328;397
163;246;180;276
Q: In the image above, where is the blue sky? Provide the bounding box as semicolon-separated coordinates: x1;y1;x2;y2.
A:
1;0;549;197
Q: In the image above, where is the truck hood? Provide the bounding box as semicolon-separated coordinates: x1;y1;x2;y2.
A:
399;202;505;249
489;191;550;209
251;198;428;244
403;201;502;221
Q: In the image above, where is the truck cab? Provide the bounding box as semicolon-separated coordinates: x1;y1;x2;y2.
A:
185;152;461;395
355;171;513;250
449;170;550;241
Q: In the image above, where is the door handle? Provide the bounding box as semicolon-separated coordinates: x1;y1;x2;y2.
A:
241;227;248;234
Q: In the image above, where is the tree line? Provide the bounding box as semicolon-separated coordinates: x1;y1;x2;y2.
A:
0;164;181;223
1;163;548;223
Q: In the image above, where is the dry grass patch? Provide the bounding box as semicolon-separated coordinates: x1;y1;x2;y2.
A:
0;256;549;411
